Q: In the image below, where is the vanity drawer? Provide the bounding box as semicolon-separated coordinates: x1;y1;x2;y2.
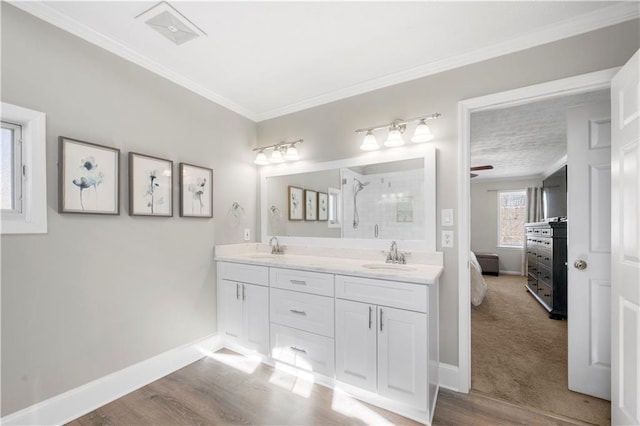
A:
335;275;428;313
270;288;334;337
270;323;335;377
270;267;334;297
218;262;269;286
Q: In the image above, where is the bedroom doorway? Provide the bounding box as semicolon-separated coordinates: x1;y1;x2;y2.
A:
459;70;614;417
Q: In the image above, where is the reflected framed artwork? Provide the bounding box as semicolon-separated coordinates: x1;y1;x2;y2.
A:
59;136;120;214
179;163;213;218
288;186;303;221
129;152;173;217
318;192;328;221
305;189;317;221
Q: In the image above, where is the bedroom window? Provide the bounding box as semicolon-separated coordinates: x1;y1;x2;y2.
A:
498;190;526;247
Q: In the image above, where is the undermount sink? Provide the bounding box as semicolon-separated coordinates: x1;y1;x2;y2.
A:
361;263;416;271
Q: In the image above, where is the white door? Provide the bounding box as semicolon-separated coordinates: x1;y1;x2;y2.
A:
567;98;612;400
377;306;427;409
335;299;377;392
611;50;640;426
242;283;270;355
218;280;243;342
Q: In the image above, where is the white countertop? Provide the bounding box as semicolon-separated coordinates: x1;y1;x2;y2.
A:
214;243;443;285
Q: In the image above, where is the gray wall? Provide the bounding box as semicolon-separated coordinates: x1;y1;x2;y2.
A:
257;20;640;365
1;5;257;415
470;178;543;274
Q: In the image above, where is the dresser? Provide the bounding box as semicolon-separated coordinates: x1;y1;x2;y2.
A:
525;221;567;319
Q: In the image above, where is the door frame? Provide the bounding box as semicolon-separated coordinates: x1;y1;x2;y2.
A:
456;67;620;393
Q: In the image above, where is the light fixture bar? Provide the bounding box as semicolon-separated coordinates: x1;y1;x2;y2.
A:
354;113;441;134
252;139;304;152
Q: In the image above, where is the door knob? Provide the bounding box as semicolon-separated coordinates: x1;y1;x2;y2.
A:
574;260;588;270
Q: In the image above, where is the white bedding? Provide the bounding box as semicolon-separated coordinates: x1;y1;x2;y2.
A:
470;251;488;306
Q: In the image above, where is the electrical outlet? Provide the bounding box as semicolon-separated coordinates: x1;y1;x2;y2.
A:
243;228;251;241
442;230;454;248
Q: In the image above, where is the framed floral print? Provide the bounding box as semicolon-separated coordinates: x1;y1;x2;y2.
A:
305;189;317;221
288;186;303;221
59;136;120;214
179;163;213;218
129;152;173;217
318;191;328;221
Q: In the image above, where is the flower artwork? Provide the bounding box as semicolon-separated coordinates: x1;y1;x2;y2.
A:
129;153;173;217
59;137;119;214
318;192;328;221
304;189;317;221
288;186;304;220
180;163;213;218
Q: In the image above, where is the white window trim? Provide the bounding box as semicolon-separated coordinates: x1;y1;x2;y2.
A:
496;189;526;249
1;102;47;234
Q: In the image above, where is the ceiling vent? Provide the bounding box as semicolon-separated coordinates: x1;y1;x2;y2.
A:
135;1;206;46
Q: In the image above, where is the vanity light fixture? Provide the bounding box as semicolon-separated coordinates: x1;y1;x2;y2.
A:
355;113;441;151
253;139;304;166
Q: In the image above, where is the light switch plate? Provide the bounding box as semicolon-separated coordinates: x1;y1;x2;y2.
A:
442;208;454;226
442;230;454;248
243;228;251;241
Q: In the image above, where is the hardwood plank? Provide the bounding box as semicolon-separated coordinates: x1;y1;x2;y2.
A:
68;349;590;425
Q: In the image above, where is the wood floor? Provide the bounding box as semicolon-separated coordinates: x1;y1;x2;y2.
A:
68;349;589;426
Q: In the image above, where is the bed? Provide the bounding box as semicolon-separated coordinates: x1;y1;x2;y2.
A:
470;251;488;306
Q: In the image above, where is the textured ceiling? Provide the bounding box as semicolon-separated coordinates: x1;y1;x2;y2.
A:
13;1;636;121
470;89;610;181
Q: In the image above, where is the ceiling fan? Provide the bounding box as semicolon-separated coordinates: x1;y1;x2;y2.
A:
470;165;493;178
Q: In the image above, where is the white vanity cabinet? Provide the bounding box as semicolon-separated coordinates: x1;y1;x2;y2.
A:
335;274;433;413
217;262;270;355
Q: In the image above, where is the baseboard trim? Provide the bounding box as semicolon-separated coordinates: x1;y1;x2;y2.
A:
438;362;460;392
499;270;523;276
1;334;224;426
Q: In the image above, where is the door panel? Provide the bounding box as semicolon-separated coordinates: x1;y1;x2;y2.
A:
243;283;270;355
611;49;640;426
567;99;612;400
377;306;427;410
219;279;243;341
335;299;377;392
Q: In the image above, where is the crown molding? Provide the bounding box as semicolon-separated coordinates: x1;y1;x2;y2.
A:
255;2;639;121
11;1;639;123
10;1;258;121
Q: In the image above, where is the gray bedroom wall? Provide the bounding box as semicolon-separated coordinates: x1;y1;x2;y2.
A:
1;5;257;416
470;178;544;274
257;20;640;366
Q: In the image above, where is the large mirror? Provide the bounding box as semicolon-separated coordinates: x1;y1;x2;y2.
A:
260;145;436;251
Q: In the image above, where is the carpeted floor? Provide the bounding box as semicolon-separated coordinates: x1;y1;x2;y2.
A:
471;274;611;425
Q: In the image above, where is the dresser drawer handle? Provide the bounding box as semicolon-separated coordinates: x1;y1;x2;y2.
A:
289;309;307;316
290;346;307;354
290;280;307;285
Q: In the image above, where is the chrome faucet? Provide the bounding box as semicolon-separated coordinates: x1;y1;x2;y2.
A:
269;236;285;255
385;240;406;264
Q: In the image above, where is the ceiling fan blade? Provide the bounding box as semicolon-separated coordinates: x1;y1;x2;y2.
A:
470;165;494;171
470;173;478;178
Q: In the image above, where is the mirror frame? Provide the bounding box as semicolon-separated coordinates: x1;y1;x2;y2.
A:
260;144;436;252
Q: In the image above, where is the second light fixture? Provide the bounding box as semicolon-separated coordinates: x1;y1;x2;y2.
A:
355;113;441;151
253;139;303;165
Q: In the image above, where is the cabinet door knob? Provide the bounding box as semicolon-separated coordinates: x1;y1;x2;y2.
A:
573;260;588;270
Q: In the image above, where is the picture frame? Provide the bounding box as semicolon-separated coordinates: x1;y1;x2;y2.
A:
318;191;329;221
305;189;318;221
288;186;304;221
59;136;120;215
179;162;213;218
129;152;173;217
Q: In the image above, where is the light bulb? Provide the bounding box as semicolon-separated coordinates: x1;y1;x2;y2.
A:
359;131;379;151
270;147;284;163
254;151;269;165
411;119;434;143
284;144;299;161
384;126;405;147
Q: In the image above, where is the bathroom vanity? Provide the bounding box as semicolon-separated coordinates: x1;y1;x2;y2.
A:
215;243;443;425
